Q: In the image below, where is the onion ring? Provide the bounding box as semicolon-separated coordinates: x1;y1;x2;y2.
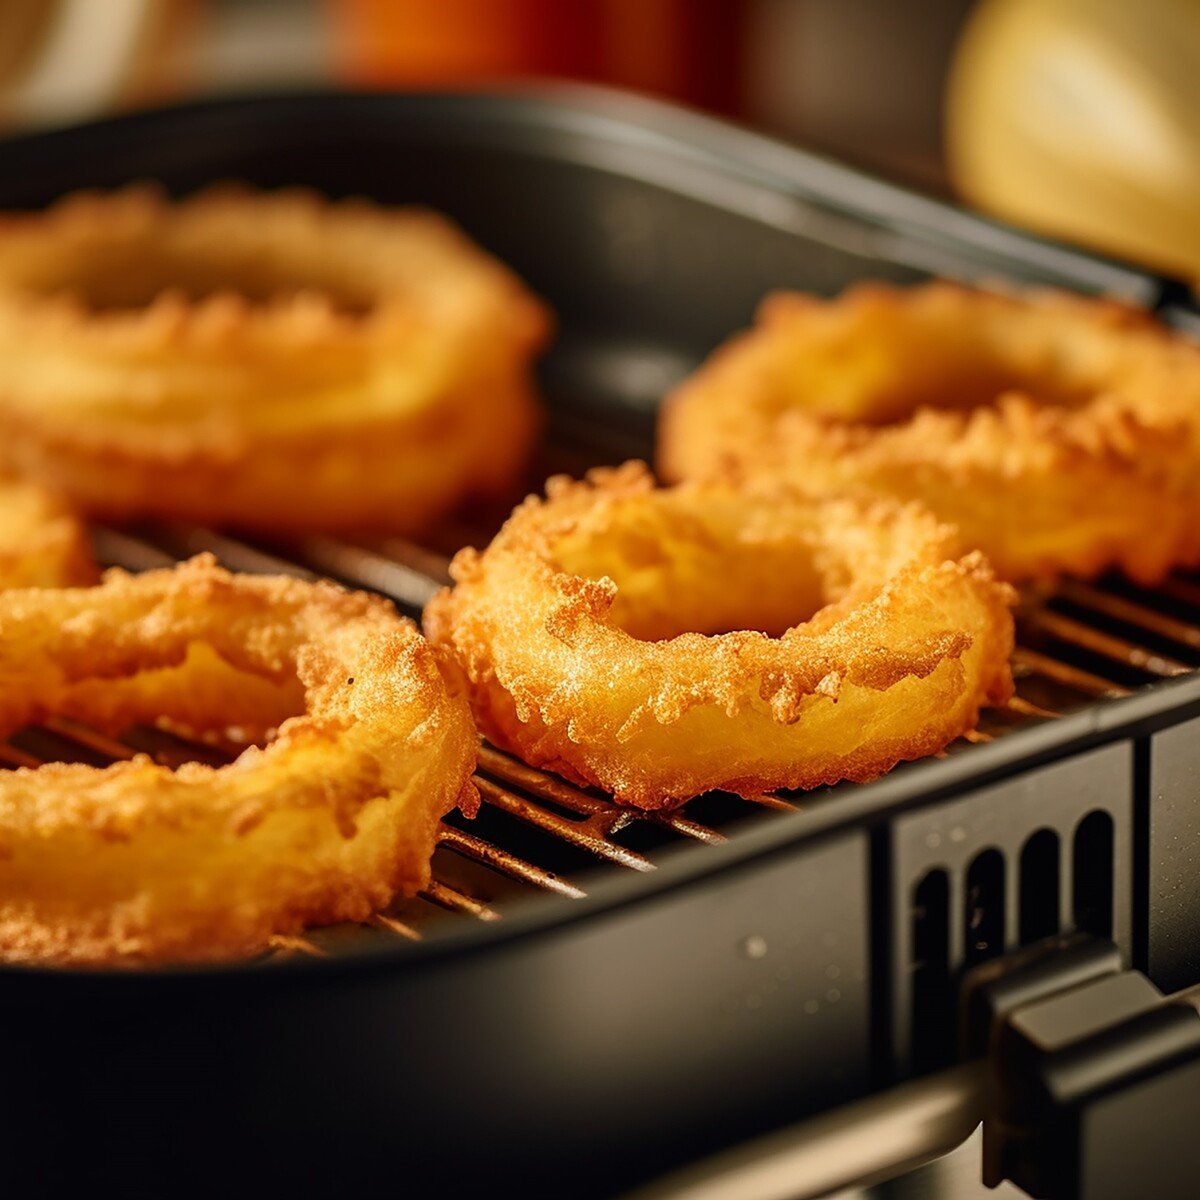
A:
0;555;478;966
0;184;551;534
659;282;1200;582
0;476;94;588
425;463;1014;808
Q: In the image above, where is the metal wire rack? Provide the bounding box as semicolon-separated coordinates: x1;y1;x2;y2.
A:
4;517;1198;960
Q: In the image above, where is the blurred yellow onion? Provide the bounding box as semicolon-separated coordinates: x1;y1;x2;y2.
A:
0;0;194;131
946;0;1200;281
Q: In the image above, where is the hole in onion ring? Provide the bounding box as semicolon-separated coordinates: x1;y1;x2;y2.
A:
0;641;307;772
25;253;375;317
37;640;306;742
550;489;831;640
753;295;1101;427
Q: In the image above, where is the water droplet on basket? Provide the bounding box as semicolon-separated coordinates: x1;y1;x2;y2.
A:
741;934;768;960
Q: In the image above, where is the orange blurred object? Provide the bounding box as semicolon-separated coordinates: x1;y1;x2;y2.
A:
332;0;746;113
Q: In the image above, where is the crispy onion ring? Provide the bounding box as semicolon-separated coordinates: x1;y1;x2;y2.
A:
0;476;94;588
425;463;1014;808
659;282;1200;583
0;185;550;534
0;555;478;966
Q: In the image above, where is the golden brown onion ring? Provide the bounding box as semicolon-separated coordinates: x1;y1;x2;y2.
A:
0;185;551;534
659;282;1200;583
425;463;1014;808
0;555;478;966
0;476;94;588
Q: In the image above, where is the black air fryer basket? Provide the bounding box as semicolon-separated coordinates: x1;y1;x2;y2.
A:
0;89;1198;1199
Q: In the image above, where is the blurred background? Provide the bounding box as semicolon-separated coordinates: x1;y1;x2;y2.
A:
0;0;1196;281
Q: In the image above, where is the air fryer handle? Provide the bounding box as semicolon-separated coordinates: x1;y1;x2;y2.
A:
965;936;1200;1200
623;1062;988;1200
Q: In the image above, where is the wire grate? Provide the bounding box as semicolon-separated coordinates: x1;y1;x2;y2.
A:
6;517;1200;959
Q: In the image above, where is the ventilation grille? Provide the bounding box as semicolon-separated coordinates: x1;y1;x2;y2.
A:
904;790;1122;1073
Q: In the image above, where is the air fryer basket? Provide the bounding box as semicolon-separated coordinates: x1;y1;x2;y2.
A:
0;89;1198;1199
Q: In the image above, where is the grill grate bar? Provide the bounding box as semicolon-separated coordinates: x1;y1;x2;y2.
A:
155;526;318;579
477;744;620;818
476;744;730;842
372;535;455;586
120;723;234;768
370;913;421;940
91;526;177;571
1004;695;1061;719
1019;608;1191;678
474;775;657;872
0;743;40;770
42;716;137;761
1011;647;1131;698
422;878;502;920
295;536;442;611
652;809;730;844
438;823;586;898
963;729;994;744
1056;579;1200;651
738;791;801;812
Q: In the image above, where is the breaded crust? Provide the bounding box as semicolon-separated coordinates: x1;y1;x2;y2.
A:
0;476;94;588
0;184;551;533
660;281;1200;583
426;463;1014;808
0;555;478;966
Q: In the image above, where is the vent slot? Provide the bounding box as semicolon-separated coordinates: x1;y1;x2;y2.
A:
910;868;952;1072
1019;828;1060;946
964;848;1006;968
1073;810;1115;939
892;744;1134;1077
